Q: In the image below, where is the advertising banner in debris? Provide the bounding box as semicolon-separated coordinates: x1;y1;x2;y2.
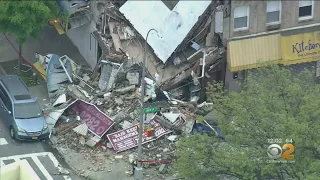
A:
107;119;172;153
70;100;115;138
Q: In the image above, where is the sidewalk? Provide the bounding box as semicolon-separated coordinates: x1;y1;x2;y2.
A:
0;65;6;75
28;84;50;109
0;28;88;66
51;136;136;180
22;76;140;180
0;64;49;108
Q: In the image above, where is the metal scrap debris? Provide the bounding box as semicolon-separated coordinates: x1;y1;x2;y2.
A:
46;54;74;102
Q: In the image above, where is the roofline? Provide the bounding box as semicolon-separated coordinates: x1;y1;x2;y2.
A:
229;23;320;41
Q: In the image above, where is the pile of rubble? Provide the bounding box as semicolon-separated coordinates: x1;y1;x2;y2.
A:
36;1;227;178
39;53;209;178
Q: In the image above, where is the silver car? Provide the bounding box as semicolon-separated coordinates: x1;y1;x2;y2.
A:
0;75;49;140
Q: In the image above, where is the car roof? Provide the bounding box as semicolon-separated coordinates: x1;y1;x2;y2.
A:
0;75;34;103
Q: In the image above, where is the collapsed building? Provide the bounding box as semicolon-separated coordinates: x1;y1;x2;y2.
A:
43;0;229;178
53;0;228;103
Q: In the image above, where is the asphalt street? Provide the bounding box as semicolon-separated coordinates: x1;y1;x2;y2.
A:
0;74;81;180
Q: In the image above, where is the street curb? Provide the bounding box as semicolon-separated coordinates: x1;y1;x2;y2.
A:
48;138;84;180
0;65;8;75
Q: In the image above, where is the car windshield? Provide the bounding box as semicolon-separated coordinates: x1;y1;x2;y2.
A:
14;102;42;119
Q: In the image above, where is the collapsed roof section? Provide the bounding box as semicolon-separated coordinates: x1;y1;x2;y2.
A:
119;1;212;63
93;0;226;92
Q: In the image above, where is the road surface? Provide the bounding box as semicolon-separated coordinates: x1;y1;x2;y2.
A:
0;67;81;180
0;114;81;180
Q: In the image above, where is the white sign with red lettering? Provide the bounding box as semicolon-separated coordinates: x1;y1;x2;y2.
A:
107;119;171;153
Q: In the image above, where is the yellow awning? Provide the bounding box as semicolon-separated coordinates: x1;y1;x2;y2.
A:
227;34;282;72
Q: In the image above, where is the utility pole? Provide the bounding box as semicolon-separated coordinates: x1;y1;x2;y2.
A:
134;28;160;180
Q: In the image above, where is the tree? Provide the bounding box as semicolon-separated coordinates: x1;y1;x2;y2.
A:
174;65;320;180
0;1;58;74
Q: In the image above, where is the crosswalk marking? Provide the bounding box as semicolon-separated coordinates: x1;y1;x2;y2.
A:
48;152;59;167
0;152;55;162
0;160;4;166
0;138;8;145
32;156;54;180
0;152;72;180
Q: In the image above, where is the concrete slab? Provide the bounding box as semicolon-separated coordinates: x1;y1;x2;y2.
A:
108;22;122;52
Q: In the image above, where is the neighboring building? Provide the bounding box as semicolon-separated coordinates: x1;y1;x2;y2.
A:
64;1;101;69
0;159;40;180
49;0;101;69
223;0;320;91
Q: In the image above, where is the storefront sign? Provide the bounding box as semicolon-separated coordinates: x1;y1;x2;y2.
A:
70;100;115;138
281;31;320;64
107;119;172;153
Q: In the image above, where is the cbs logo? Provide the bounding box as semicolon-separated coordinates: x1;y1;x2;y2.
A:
267;144;294;160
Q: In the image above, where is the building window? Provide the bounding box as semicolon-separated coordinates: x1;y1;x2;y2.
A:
266;1;281;24
234;6;249;30
299;0;313;20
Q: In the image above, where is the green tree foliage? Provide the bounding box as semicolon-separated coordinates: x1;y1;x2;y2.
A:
0;1;58;72
0;1;58;42
174;65;320;180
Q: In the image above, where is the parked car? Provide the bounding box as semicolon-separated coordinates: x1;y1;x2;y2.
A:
0;75;49;140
